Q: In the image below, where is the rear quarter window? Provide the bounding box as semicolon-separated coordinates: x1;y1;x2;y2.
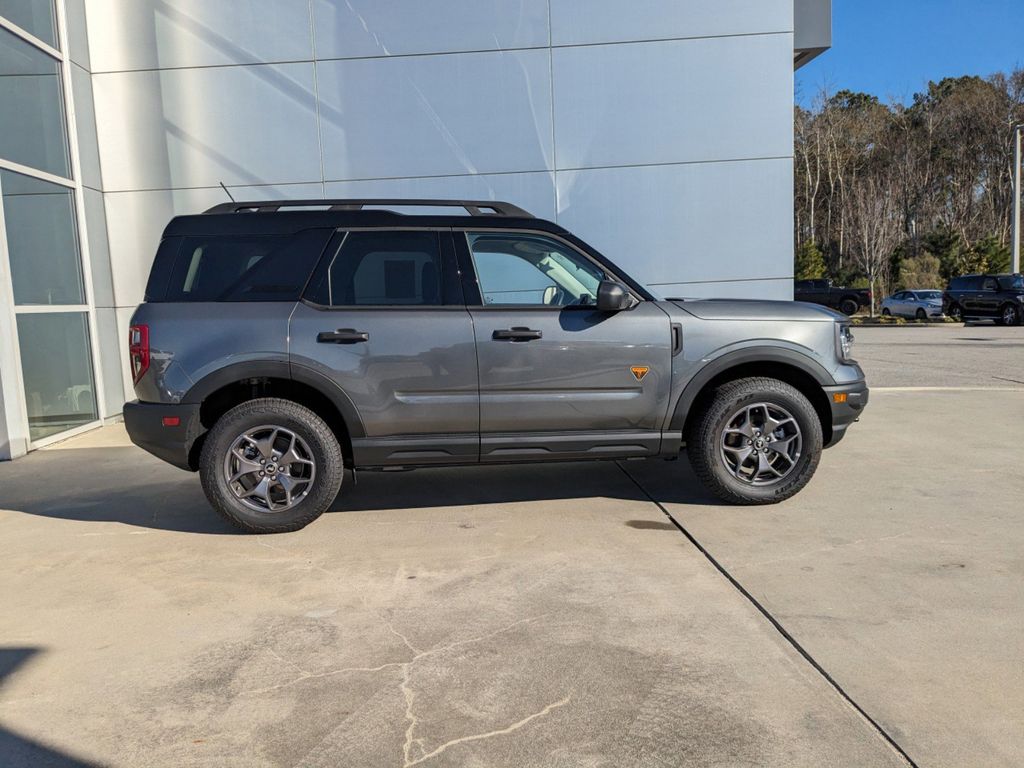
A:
150;229;332;302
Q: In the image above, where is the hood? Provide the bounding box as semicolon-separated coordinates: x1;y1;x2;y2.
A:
672;298;842;322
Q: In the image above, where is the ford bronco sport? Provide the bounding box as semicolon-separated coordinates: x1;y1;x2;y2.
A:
124;200;868;533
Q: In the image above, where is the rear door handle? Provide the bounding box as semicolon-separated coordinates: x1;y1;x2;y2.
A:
493;327;543;341
317;328;369;344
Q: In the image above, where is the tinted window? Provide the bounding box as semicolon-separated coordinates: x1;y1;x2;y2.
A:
795;280;810;290
160;229;331;302
998;275;1024;290
305;231;443;306
466;232;606;306
982;277;998;291
917;290;941;300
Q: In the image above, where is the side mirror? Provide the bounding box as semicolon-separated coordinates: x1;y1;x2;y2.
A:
596;280;632;312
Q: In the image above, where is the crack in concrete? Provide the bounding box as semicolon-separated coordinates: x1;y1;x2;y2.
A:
404;694;572;767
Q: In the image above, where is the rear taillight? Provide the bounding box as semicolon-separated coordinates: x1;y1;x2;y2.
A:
129;324;150;384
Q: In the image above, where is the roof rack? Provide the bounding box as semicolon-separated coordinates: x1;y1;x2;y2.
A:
203;199;534;218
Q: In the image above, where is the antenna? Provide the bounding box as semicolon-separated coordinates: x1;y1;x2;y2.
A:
218;181;235;202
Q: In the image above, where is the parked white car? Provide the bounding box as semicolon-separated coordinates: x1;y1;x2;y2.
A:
881;290;945;319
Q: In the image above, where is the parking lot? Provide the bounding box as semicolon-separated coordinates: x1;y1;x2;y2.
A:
1;324;1021;767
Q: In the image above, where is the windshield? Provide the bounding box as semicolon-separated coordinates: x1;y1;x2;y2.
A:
998;275;1024;290
916;290;942;300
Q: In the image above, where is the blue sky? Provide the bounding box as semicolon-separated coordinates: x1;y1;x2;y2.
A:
796;0;1024;106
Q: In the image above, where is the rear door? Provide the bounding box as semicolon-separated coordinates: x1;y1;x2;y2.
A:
977;277;1001;317
289;229;479;465
456;229;673;461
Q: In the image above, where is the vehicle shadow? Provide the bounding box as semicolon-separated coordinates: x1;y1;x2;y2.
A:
1;446;722;534
0;648;105;767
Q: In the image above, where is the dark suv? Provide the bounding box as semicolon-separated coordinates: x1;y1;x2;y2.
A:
124;200;868;533
943;274;1024;325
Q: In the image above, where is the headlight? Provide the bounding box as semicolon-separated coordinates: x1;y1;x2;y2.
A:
836;324;855;362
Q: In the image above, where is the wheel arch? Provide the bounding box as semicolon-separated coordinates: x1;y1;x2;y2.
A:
671;349;835;446
181;362;364;469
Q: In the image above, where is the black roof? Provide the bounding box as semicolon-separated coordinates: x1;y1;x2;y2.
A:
163;198;567;238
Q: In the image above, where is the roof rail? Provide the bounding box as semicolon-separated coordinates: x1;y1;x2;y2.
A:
202;199;534;218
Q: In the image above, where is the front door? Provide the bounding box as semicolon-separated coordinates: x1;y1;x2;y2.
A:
457;229;673;461
289;229;478;465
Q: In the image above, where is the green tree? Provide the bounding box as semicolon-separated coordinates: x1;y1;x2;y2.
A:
794;240;826;280
898;254;944;289
972;236;1011;273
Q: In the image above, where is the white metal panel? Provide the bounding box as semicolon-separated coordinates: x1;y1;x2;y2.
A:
317;49;553;181
556;158;793;290
550;0;792;46
553;33;793;170
312;0;548;59
85;0;313;72
92;63;322;190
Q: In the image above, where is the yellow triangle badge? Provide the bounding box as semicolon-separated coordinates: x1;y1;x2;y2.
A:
631;366;650;382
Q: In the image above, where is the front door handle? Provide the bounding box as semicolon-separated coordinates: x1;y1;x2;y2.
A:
493;327;543;341
317;328;369;344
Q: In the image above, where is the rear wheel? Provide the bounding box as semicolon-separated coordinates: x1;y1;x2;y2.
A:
199;398;344;533
687;377;823;505
839;298;858;316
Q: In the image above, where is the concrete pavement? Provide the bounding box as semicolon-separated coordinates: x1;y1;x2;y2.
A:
2;431;905;767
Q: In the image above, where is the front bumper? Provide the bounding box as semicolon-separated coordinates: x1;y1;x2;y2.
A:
123;400;202;471
822;379;869;448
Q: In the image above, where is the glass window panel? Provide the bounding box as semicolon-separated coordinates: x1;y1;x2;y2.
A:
16;312;98;441
0;0;57;47
0;26;70;177
467;232;606;307
306;231;443;307
1;169;84;304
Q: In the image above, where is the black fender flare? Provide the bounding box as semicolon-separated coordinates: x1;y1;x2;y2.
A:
668;347;835;432
181;360;366;438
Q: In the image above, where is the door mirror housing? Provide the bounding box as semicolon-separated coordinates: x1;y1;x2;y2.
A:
596;280;632;312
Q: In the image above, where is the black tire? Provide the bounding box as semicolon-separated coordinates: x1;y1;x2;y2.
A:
199;398;344;533
839;298;858;316
686;377;823;505
881;307;891;317
915;308;926;321
998;303;1020;327
948;303;963;322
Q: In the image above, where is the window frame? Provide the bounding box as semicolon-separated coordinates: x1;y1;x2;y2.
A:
0;0;108;453
454;227;643;310
300;227;465;311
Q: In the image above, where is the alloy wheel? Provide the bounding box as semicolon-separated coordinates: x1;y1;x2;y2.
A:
720;403;802;485
223;425;316;513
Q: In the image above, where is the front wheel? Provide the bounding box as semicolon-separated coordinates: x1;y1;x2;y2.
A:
999;304;1020;327
687;378;823;505
199;398;344;533
915;308;927;320
881;308;892;317
947;303;963;322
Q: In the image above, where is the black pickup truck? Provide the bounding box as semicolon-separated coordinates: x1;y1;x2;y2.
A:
794;279;871;316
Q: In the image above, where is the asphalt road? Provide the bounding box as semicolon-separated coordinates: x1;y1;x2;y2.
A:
852;323;1024;387
1;324;1021;767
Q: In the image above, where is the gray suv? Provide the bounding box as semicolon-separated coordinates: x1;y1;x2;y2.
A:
124;200;868;533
